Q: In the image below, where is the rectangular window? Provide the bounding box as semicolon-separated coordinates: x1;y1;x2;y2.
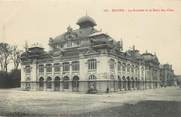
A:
39;65;44;73
46;64;52;72
131;65;134;73
88;59;97;70
127;64;130;73
54;63;60;72
122;63;126;71
72;61;79;71
118;62;121;71
110;60;115;70
135;66;139;75
63;62;70;71
141;67;144;75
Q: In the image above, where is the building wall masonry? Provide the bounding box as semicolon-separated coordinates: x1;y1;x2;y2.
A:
20;15;173;93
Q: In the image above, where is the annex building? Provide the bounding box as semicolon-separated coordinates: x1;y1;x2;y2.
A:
20;15;161;93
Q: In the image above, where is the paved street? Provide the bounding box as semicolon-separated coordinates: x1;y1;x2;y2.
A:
0;87;180;117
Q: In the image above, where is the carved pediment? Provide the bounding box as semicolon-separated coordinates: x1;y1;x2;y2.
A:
85;49;97;55
64;26;78;41
52;50;63;57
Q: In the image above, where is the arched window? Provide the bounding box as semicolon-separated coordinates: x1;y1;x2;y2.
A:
46;77;52;89
88;59;97;70
54;76;60;91
39;77;44;90
122;63;126;71
26;77;31;81
63;76;69;89
89;75;96;80
72;76;79;91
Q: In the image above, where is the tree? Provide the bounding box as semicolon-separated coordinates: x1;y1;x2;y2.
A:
0;43;13;72
11;46;22;70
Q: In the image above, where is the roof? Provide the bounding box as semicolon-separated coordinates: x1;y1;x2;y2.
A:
77;15;96;25
88;32;108;37
52;27;99;44
142;52;159;64
142;53;154;61
76;15;97;27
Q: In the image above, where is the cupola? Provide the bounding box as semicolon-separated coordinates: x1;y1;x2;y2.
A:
76;15;97;28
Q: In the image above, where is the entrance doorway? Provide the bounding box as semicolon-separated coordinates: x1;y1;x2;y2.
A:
54;76;60;91
72;76;79;92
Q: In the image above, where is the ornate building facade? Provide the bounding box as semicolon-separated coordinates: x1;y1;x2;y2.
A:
20;16;161;93
160;64;175;87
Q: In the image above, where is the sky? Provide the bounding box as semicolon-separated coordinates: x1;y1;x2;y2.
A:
0;0;181;74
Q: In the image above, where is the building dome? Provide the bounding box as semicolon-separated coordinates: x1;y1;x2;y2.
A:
76;16;97;28
142;52;160;64
142;53;154;61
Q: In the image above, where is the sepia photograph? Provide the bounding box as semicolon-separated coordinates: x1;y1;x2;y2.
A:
0;0;181;116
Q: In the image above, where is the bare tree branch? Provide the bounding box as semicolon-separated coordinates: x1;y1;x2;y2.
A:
11;46;22;70
0;43;13;72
